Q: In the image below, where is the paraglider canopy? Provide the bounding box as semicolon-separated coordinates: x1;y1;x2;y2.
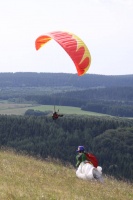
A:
35;31;91;76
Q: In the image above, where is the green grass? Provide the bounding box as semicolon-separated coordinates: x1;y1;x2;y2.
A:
0;102;35;115
33;105;107;116
0;101;107;116
0;149;133;200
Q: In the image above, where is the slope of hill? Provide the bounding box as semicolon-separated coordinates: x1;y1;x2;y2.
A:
0;149;133;200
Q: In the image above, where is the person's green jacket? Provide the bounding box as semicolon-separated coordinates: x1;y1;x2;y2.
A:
76;153;87;168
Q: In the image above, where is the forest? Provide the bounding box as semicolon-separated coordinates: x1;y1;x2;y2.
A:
0;114;133;182
0;72;133;88
0;72;133;117
0;72;133;182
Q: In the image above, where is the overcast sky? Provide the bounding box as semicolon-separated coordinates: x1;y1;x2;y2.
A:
0;0;133;75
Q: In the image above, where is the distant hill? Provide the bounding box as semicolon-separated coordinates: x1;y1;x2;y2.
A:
0;149;133;200
1;72;133;117
0;72;133;88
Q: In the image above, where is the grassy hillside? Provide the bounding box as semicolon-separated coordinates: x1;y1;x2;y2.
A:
0;150;133;200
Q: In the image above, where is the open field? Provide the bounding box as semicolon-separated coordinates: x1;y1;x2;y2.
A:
0;149;133;200
0;101;107;116
33;105;108;116
0;102;35;115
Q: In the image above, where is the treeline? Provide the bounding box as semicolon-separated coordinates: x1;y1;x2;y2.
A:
0;114;133;182
1;86;133;102
81;101;133;117
0;72;133;88
22;87;133;117
1;73;133;117
1;86;133;117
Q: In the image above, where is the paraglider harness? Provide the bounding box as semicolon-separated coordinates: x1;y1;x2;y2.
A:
52;107;63;120
52;111;59;120
76;151;98;168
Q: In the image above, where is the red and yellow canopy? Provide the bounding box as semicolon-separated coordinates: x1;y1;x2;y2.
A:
35;31;91;76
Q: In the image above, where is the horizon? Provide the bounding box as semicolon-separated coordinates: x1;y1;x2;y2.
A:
0;71;133;76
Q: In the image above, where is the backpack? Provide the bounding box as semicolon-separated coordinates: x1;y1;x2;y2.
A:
85;153;98;168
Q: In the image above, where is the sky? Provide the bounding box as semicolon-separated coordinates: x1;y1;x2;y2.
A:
0;0;133;75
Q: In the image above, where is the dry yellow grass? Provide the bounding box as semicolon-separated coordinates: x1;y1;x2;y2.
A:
0;149;132;200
